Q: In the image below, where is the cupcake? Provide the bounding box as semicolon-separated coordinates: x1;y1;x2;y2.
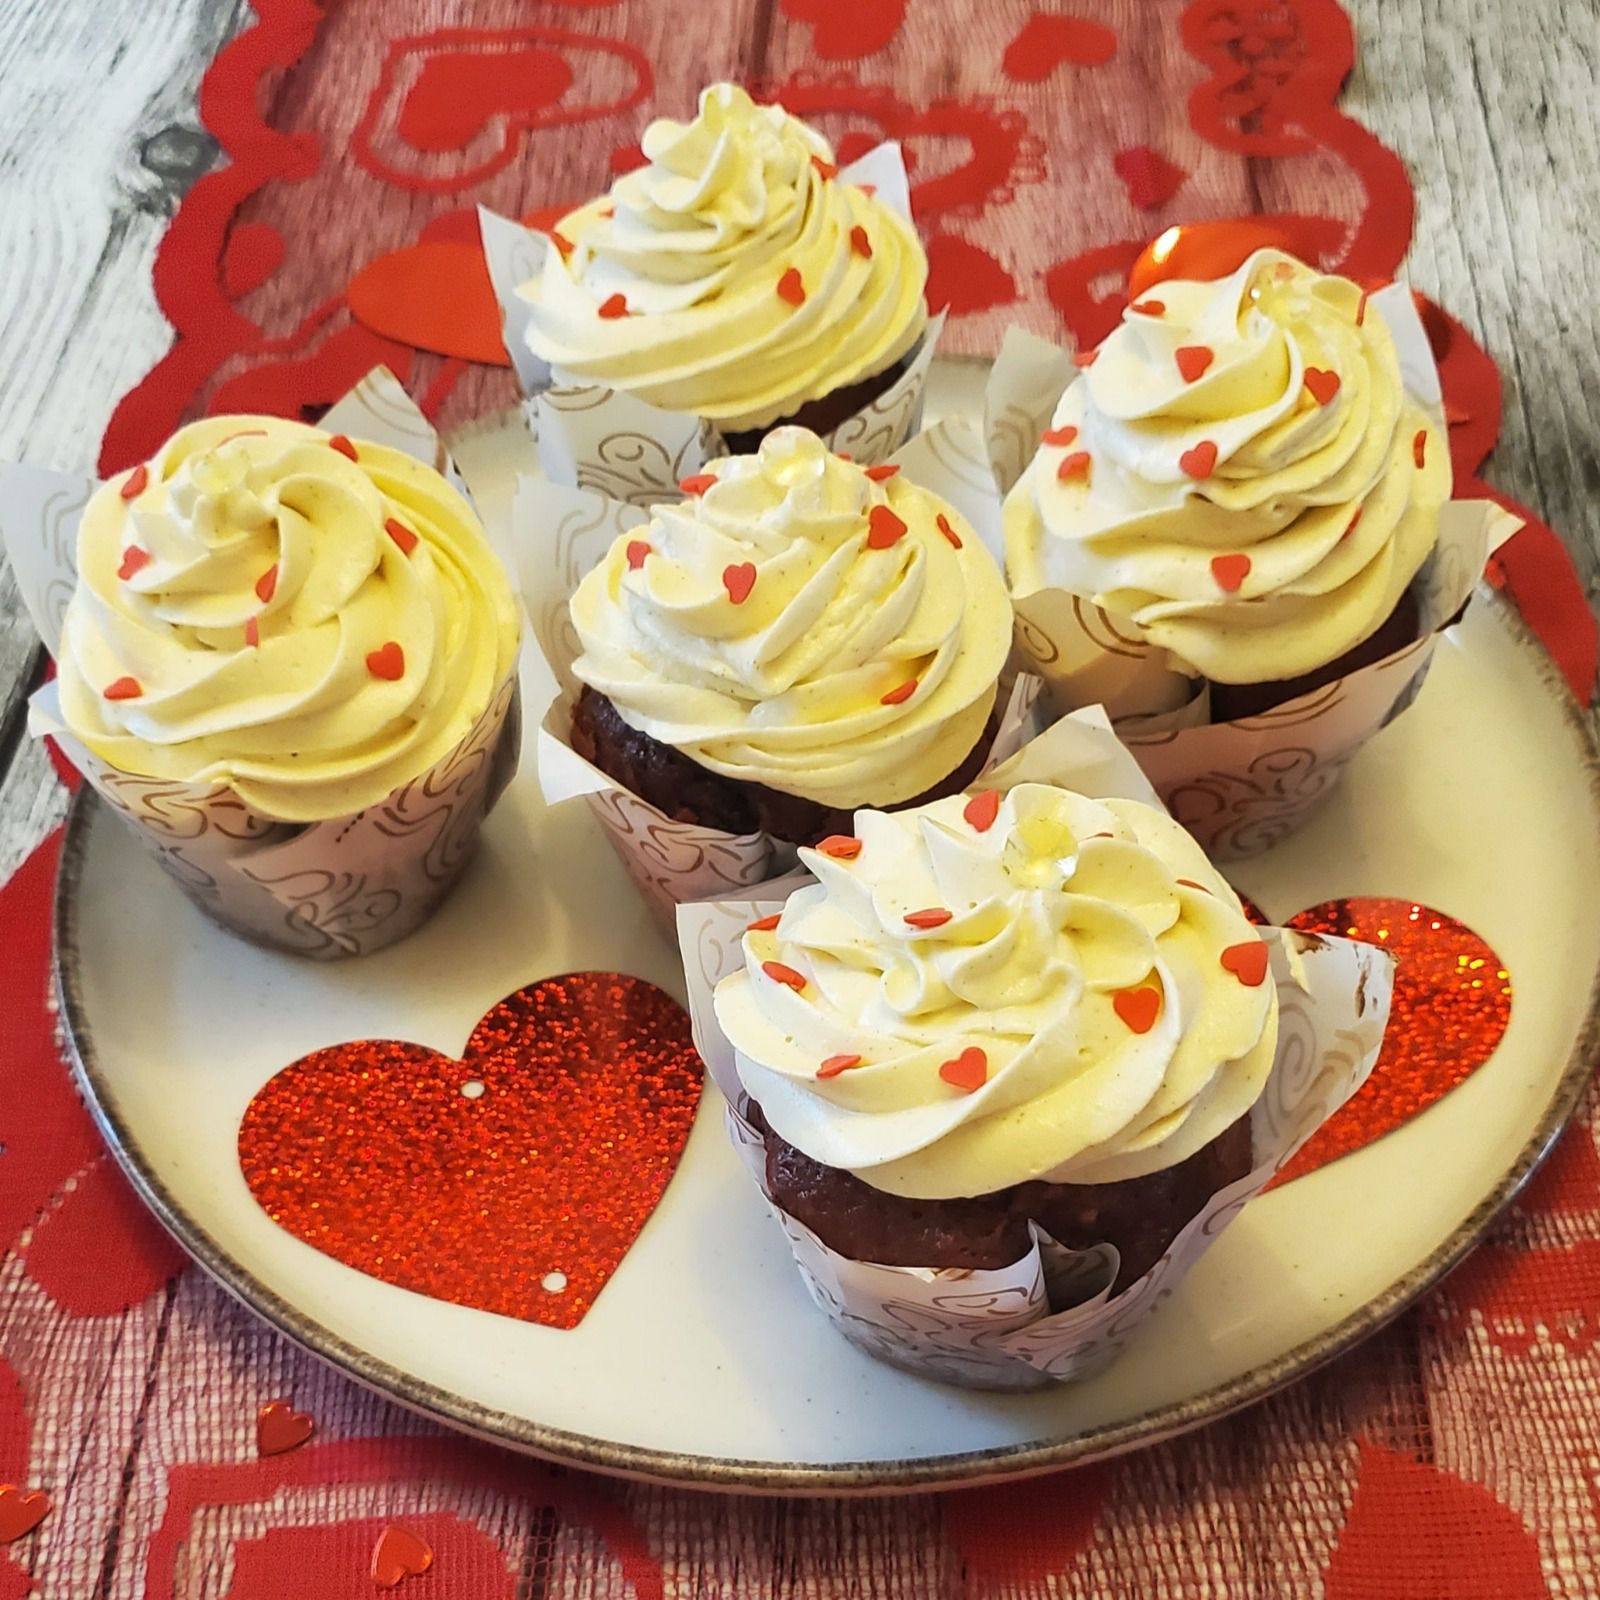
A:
713;781;1279;1285
567;427;1012;845
518;83;929;449
52;414;521;955
1003;248;1451;718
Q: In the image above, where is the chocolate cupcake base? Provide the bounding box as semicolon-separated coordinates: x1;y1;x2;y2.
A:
750;1102;1255;1293
571;684;995;847
716;350;916;456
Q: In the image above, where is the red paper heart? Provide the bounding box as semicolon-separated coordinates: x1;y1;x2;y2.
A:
722;563;757;604
1002;13;1117;81
0;1488;48;1545
256;1400;315;1457
371;1525;434;1588
238;975;702;1329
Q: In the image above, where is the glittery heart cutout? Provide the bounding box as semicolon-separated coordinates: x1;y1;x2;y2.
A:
238;975;703;1329
256;1400;314;1457
1269;899;1511;1187
371;1526;434;1588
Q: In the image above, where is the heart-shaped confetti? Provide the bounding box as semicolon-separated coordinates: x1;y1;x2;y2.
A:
371;1526;434;1588
256;1399;315;1457
1180;440;1219;479
238;975;702;1329
1304;366;1342;405
722;563;757;604
0;1487;49;1545
939;1047;989;1094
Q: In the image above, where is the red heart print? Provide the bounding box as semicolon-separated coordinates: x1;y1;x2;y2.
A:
256;1399;315;1457
1180;441;1219;479
939;1046;988;1093
0;1487;49;1545
1304;366;1341;405
778;0;908;60
1002;13;1118;81
371;1525;434;1588
1219;940;1269;986
1211;553;1252;593
722;563;757;604
1112;146;1187;210
238;975;703;1330
925;233;1017;316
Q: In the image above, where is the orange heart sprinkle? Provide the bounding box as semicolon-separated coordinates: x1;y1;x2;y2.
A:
850;225;872;258
1130;299;1166;315
329;434;358;461
777;267;806;306
761;960;807;992
1175;345;1214;382
625;540;651;570
905;908;953;929
117;545;151;581
1220;940;1270;986
1113;986;1162;1034
812;155;839;179
818;835;862;859
598;293;629;319
936;513;962;549
103;676;142;701
722;562;757;604
385;518;418;555
1042;425;1078;446
866;505;908;549
1180;440;1218;479
1211;553;1251;592
938;1046;988;1093
880;679;917;705
963;790;1000;832
366;641;405;681
679;473;716;495
1057;451;1091;483
864;463;899;481
817;1054;862;1079
1303;367;1341;405
254;565;278;603
747;915;781;932
119;462;149;500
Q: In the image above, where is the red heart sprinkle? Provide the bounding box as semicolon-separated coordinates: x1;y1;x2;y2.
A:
1304;367;1341;405
1073;348;1099;368
1175;345;1214;382
1413;428;1428;468
857;183;877;197
747;915;781;932
850;225;873;258
1220;940;1270;986
550;230;574;257
329;434;358;461
679;472;716;495
599;206;614;219
905;908;953;929
366;641;405;681
836;452;853;461
625;540;651;571
117;545;152;581
385;518;418;555
812;155;838;179
880;679;917;706
256;1399;315;1457
866;505;908;549
119;463;149;500
598;293;629;319
103;676;142;701
0;1487;50;1545
1130;299;1166;316
1042;425;1078;446
1175;878;1213;893
963;790;1001;832
1180;440;1218;479
1211;553;1251;592
1113;985;1162;1034
817;1054;862;1080
254;565;278;603
936;513;962;549
818;835;862;859
1057;451;1092;483
938;1046;988;1094
762;960;807;992
1356;289;1370;327
1343;506;1363;541
371;1525;434;1588
1274;261;1296;281
864;463;899;481
777;267;806;306
722;562;757;604
244;617;260;649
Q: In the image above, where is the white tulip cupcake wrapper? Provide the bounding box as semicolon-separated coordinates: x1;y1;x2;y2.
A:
480;143;945;506
0;369;523;959
673;707;1396;1391
968;292;1521;859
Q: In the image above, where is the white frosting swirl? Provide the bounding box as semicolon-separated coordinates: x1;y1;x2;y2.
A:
714;783;1278;1197
570;428;1011;808
1004;249;1451;684
57;416;520;822
519;83;928;431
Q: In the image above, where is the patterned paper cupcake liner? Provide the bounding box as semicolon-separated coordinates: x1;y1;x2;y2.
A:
674;707;1395;1391
0;370;523;960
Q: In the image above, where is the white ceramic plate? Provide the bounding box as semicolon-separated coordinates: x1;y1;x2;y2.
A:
54;366;1600;1493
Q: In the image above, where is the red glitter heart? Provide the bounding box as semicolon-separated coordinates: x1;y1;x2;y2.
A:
1304;366;1342;405
1220;940;1269;986
1175;345;1214;382
722;563;757;605
939;1047;988;1094
371;1526;434;1588
1180;441;1219;479
1113;986;1161;1034
365;641;405;681
1272;900;1512;1187
256;1399;314;1457
0;1488;48;1545
1211;553;1251;592
238;975;702;1330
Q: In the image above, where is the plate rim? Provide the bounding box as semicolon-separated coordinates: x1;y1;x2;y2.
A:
51;587;1600;1495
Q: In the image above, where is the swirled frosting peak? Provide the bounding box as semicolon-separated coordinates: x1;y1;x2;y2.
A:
570;427;1011;808
519;83;929;430
57;415;520;822
714;782;1279;1197
1004;249;1450;684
